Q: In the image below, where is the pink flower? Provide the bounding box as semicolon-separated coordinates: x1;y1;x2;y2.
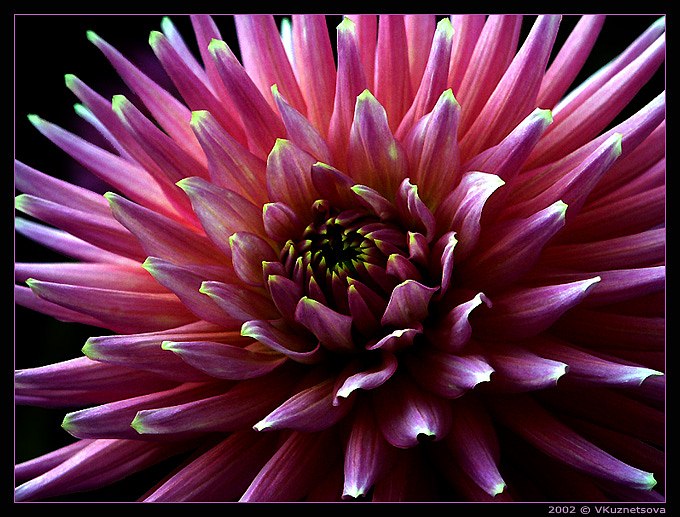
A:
15;15;665;502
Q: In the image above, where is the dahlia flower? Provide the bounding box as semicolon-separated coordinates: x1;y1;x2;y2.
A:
14;14;666;503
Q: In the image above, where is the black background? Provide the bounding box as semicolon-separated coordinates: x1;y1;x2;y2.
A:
11;11;666;504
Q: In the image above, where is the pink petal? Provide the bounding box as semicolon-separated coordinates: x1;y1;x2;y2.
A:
334;351;398;402
234;15;306;114
228;231;278;287
266;138;318;221
345;15;376;91
15;285;106;329
404;15;436;94
403;89;461;208
447;15;486;94
461;15;561;159
291;15;336;136
241;318;322;364
394;178;437;242
200;280;279;322
381;279;438;328
294;297;355;353
142;257;241;328
310;162;358;211
347;90;408;198
262;201;306;243
427;292;491;352
397;18;454;139
373;15;412;132
189;110;268;206
537;15;606;109
327;18;368;169
208;38;285;160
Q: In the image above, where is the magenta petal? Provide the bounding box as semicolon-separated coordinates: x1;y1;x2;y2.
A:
366;327;421;353
446;397;506;496
334;352;398;402
162;340;286;380
491;396;657;490
294;297;355;353
447;15;486;93
263;202;306;243
200;280;279;323
394;178;437;242
381;279;438;328
310;162;358;210
15;440;94;485
473;277;600;341
374;375;452;448
15;439;190;502
343;402;394;499
266;274;303;322
255;377;353;432
241;318;322;364
15;285;106;330
241;430;339;502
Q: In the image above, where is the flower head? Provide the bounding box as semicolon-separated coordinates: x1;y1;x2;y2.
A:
15;14;665;502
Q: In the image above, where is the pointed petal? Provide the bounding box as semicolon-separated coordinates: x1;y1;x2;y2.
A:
327;18;368;170
189;109;268;205
15;285;106;328
228;231;277;287
176;176;265;258
427;292;491;352
491;395;657;491
374;375;452;448
291;15;336;136
484;343;568;392
394;178;437;242
461;15;561;158
26;279;197;334
334;351;398;402
473;277;601;341
403;89;461;207
208;38;285;159
447;15;486;93
162;340;286;380
105;192;224;266
254;377;353;432
234;15;306;114
294;297;355;353
310;162;358;211
347;90;408;198
272;85;332;164
404;15;436;94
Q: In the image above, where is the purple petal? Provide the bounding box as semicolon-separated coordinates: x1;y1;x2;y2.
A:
162;340;286;380
294;297;355;353
228;231;277;287
15;439;190;502
334;351;398;402
15;284;106;329
445;397;506;496
144;431;277;502
406;349;494;398
16;440;94;485
366;327;421;353
200;280;279;323
484;343;568;392
374;375;452;448
241;430;339;502
310;162;358;210
473;277;600;341
262;201;306;242
491;395;657;490
381;279;438;328
428;292;491;352
241;318;322;364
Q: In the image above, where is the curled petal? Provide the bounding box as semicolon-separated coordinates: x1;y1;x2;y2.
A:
241;318;322;364
295;297;355;353
381;279;438;328
334;351;398;402
428;292;491;352
394;178;437;242
374;375;452;448
310;162;358;211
